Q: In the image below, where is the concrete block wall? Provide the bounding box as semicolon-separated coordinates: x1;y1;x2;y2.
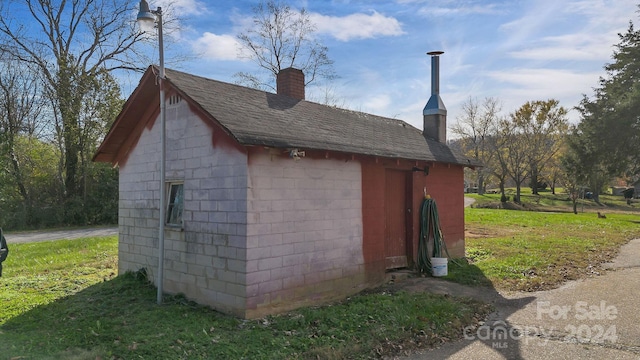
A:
118;98;249;316
245;153;365;318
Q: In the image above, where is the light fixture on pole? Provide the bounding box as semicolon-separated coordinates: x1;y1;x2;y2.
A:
137;0;166;305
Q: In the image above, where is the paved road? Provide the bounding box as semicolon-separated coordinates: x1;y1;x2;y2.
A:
464;197;476;208
402;238;640;359
3;227;118;244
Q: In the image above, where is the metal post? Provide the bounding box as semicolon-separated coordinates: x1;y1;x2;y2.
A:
137;0;166;306
156;7;166;305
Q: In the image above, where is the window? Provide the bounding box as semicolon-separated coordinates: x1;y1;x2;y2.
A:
166;183;184;226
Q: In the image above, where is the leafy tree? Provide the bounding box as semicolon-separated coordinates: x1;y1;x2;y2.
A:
511;100;568;195
235;0;336;91
0;59;46;226
564;119;610;203
495;100;568;203
0;0;144;223
0;136;62;229
559;145;584;214
602;21;640;176
568;16;640;202
494;116;529;203
542;147;565;195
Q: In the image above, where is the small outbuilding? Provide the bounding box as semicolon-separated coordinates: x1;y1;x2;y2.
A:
94;56;476;318
633;180;640;199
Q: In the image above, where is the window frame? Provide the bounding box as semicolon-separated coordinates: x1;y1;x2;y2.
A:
165;182;184;228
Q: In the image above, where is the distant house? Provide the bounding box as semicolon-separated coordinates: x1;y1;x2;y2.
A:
94;60;476;318
612;179;640;198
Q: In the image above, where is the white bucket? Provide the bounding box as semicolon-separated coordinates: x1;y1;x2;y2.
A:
431;257;448;277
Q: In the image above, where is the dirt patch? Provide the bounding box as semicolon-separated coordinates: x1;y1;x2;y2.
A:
473;201;527;211
465;229;495;238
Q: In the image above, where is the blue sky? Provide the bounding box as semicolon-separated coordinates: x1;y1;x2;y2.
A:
140;0;636;132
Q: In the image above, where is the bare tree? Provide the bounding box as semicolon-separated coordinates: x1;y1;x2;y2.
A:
0;0;147;220
494;115;529;204
235;0;336;91
451;97;501;194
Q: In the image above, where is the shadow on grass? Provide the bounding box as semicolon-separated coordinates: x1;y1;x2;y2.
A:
393;261;536;359
2;268;513;360
1;272;237;359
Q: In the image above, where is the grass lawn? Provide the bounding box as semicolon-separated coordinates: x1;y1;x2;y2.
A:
2;191;639;358
0;237;489;360
445;207;640;291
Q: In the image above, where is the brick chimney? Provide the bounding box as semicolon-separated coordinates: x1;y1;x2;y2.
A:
277;68;305;100
423;51;447;143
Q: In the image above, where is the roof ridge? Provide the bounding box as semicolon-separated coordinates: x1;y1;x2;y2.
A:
164;67;423;130
96;66;478;167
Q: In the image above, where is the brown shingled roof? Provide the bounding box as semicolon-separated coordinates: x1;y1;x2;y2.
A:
95;66;476;167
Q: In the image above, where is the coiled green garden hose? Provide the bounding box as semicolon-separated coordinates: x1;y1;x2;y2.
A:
417;196;456;275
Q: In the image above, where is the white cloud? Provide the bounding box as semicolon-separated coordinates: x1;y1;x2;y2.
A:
499;0;635;62
363;93;393;113
310;11;404;41
509;33;616;62
485;67;601;122
407;0;503;17
498;1;565;51
192;33;242;61
488;68;598;97
422;4;501;16
159;0;206;15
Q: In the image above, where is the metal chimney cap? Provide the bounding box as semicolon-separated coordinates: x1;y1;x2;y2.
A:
427;51;444;56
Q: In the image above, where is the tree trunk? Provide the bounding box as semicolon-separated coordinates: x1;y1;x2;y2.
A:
64;137;79;197
9;151;28;202
57;63;84;220
531;165;539;195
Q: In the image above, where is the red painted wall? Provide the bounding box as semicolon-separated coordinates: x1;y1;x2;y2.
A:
361;158;466;282
423;163;465;257
361;161;386;284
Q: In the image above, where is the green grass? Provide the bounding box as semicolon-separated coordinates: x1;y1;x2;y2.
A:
1;237;490;359
0;237;118;323
4;192;639;358
445;209;640;291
